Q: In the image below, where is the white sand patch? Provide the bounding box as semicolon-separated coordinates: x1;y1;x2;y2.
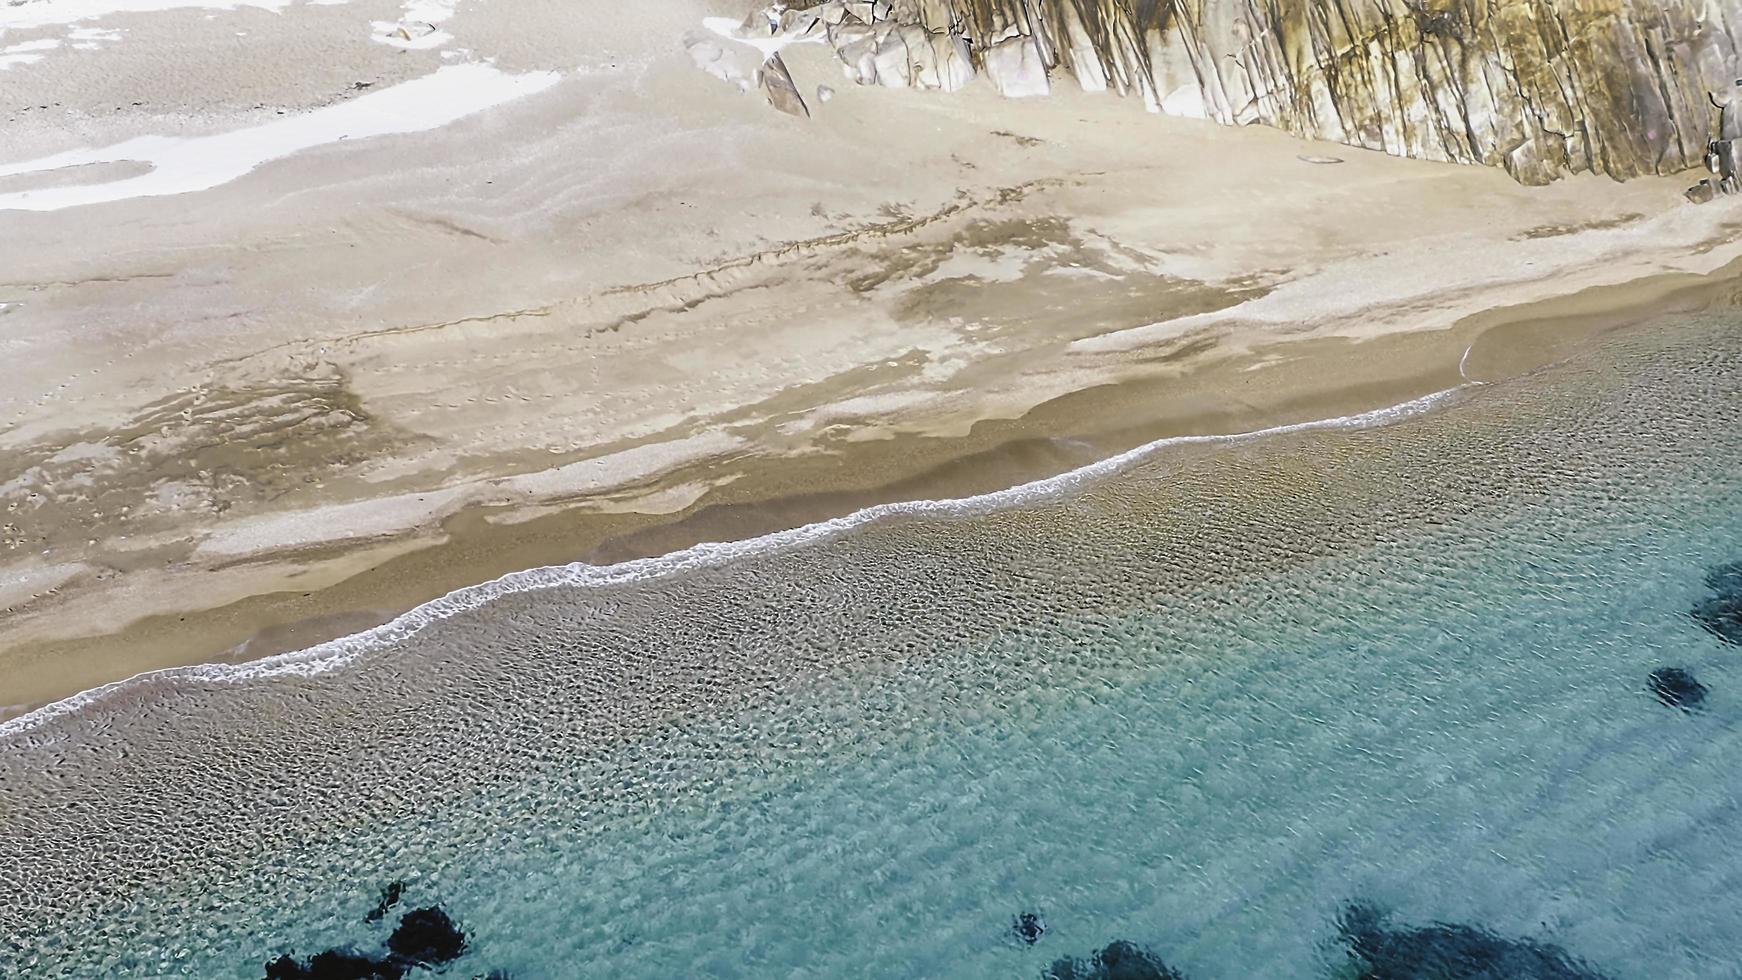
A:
702;14;821;59
192;487;468;557
475;479;740;527
1044;264;1120;280
43;441;123;466
494;432;746;500
0;0;296;32
4;24;124;60
65;23;122;48
0;561;87;610
1071;201;1742;354
193;432;743;557
565;474;742;518
0;62;561;211
920;247;1040;285
805;389;938;425
0;37;60;68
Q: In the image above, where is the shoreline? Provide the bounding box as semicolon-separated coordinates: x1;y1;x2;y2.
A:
6;251;1741;726
0;382;1474;739
6;0;1742;722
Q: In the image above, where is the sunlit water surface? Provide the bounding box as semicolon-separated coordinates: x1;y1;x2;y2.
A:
2;315;1741;980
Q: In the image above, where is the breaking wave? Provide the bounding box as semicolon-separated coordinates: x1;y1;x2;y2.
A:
0;384;1470;741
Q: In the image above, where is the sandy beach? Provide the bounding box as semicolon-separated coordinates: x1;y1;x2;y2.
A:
3;0;1741;716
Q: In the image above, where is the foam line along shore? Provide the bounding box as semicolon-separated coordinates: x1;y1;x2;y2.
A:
0;382;1471;741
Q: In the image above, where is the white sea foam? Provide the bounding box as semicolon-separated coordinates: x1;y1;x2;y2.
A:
0;63;559;211
1458;343;1484;383
0;385;1470;740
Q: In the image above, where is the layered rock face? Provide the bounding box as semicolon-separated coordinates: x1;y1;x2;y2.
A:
784;0;1742;183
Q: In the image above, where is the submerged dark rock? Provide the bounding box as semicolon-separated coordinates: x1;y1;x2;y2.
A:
1693;560;1742;646
1649;668;1708;710
1041;939;1186;980
263;949;404;980
1013;911;1047;945
387;906;468;965
1336;903;1610;979
365;881;405;923
266;902;468;979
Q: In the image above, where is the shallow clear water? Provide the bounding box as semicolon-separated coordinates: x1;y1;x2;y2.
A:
3;314;1741;979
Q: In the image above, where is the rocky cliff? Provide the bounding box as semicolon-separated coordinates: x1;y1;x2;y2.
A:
775;0;1742;183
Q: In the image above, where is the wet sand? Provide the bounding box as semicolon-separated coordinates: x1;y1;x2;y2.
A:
5;252;1740;716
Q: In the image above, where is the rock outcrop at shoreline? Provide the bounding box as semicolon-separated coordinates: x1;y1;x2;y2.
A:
774;0;1742;183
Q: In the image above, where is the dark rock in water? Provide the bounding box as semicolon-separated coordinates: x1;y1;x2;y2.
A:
1692;560;1742;646
1707;561;1742;596
265;902;470;979
1649;668;1708;710
1041;939;1186;980
1337;903;1610;979
263;949;404;980
365;881;405;923
1013;911;1047;945
1094;940;1185;980
387;906;467;965
306;951;404;980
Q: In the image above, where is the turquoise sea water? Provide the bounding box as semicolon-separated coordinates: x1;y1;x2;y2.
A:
2;313;1741;979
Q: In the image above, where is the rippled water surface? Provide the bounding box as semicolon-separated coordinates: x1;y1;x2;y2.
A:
3;315;1742;979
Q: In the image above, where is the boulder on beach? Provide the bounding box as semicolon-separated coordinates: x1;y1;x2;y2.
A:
758;53;810;118
983;35;1050;99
